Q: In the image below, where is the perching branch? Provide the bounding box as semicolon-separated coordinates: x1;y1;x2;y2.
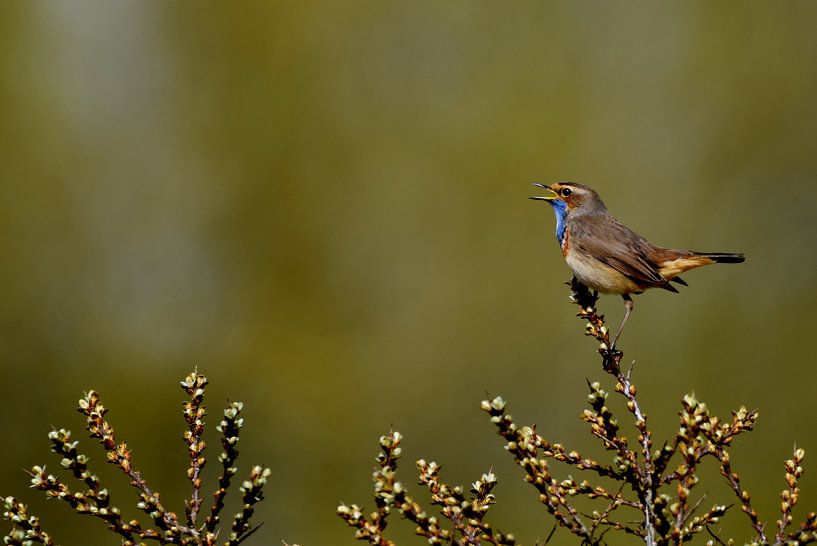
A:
340;277;817;545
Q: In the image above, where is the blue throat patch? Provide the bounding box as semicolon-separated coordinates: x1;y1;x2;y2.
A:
548;200;568;245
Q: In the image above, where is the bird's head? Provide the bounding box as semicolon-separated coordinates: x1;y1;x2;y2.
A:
529;182;606;213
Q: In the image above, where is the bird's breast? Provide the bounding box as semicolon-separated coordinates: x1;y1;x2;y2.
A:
561;226;570;257
565;248;642;295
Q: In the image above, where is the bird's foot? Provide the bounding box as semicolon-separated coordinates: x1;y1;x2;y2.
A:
600;346;623;374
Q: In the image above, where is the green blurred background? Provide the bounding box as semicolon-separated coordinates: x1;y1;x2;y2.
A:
1;1;817;544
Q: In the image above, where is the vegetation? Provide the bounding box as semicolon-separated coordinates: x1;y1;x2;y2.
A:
2;372;272;545
338;279;817;545
5;280;815;544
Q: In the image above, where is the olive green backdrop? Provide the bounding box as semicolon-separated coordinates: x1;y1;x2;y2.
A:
1;2;817;544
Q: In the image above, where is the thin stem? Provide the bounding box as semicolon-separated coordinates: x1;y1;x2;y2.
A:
568;278;656;544
180;372;208;527
619;365;656;546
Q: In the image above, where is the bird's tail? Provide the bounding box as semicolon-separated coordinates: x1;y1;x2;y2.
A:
694;252;746;264
655;250;745;281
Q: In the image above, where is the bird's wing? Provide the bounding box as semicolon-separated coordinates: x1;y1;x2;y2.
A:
572;215;677;292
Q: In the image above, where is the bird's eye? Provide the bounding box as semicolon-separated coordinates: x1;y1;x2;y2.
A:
561;188;572;197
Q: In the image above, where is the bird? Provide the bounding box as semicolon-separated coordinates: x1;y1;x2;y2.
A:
530;182;744;348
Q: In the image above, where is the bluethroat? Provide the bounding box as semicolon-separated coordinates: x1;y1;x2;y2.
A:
530;182;745;347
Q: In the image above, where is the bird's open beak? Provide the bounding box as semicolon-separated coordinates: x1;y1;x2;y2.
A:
529;183;558;201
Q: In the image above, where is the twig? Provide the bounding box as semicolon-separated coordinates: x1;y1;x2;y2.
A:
568;278;656;546
2;371;270;545
181;371;208;527
204;400;244;533
79;390;198;538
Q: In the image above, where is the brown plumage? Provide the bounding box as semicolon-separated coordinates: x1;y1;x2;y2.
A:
531;182;745;347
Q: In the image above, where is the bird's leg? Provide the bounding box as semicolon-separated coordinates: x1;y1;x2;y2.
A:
611;294;634;349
